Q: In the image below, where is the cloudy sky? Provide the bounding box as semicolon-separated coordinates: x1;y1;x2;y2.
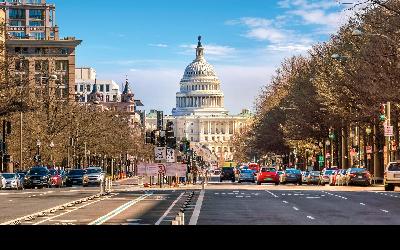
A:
53;0;355;114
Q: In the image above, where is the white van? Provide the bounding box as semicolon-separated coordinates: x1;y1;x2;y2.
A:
384;162;400;191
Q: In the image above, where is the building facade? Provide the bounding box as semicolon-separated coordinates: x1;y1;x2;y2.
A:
1;0;81;101
0;7;5;82
75;67;122;103
147;37;252;162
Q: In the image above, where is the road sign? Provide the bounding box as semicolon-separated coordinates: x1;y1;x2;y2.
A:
166;149;175;163
158;164;166;175
318;156;324;162
325;153;331;158
366;146;373;154
155;147;166;161
384;125;394;137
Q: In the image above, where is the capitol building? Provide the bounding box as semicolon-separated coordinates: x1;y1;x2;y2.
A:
146;37;252;163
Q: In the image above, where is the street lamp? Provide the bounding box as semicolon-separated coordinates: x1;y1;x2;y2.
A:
36;139;41;165
49;141;54;168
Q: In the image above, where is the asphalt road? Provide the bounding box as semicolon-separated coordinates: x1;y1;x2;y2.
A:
1;178;400;225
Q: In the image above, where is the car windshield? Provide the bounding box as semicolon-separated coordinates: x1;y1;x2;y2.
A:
388;163;400;171
18;174;26;178
262;168;276;173
324;170;335;175
241;170;253;174
2;174;15;179
350;168;365;173
86;168;101;174
49;169;58;176
222;168;234;173
286;169;301;174
310;172;320;176
68;170;85;175
27;168;48;175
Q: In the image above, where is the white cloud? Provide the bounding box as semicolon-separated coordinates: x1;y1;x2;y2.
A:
149;43;168;48
245;27;287;43
266;44;312;52
278;0;337;10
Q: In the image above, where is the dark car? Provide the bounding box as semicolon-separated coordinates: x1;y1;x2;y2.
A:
65;169;89;187
220;167;235;183
24;167;51;189
280;169;302;185
346;168;372;186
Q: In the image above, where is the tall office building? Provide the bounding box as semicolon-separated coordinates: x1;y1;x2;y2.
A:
0;0;81;101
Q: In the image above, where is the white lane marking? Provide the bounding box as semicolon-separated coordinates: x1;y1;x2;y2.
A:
245;196;251;198
9;200;13;202
89;194;152;225
214;193;219;195
283;201;288;204
306;197;321;199
236;196;244;198
228;193;234;195
293;207;299;211
282;194;286;196
287;194;292;196
189;190;205;225
155;192;185;225
266;191;278;198
34;195;116;225
307;216;315;220
360;203;366;206
294;194;299;196
233;191;239;193
380;209;389;213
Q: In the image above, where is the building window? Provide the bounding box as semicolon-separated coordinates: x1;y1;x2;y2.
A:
205;137;208;141
106;85;110;92
74;85;77;92
35;60;49;72
29;9;44;20
80;85;84;92
106;95;110;102
55;61;68;71
113;95;117;101
230;147;234;152
191;137;194;141
100;85;104;92
9;9;25;19
86;85;91;92
191;129;193;133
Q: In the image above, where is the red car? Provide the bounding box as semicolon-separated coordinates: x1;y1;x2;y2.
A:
249;163;260;176
257;167;280;185
49;169;63;188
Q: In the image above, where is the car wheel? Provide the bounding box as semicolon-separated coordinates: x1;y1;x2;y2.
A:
298;181;302;186
238;181;241;184
257;182;261;185
275;182;279;186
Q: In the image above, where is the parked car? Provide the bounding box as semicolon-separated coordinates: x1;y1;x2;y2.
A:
302;171;310;183
307;171;321;185
345;168;372;186
248;163;260;176
66;169;89;187
23;167;51;189
384;162;400;191
220;167;235;183
213;169;222;176
320;170;336;185
49;169;64;188
280;169;302;185
1;173;22;190
0;174;6;189
257;167;280;185
85;167;105;186
238;169;256;183
330;169;347;186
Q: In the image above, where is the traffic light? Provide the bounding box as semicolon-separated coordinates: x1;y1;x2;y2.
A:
165;121;176;149
157;111;164;130
380;103;386;122
145;132;152;144
151;131;157;145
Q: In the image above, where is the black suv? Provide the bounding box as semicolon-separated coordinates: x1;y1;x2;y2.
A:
24;167;51;189
220;168;236;183
66;169;89;187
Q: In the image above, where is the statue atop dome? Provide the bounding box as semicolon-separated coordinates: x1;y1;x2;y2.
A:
198;35;202;47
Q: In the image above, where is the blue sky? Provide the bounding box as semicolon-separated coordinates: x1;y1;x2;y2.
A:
52;0;351;114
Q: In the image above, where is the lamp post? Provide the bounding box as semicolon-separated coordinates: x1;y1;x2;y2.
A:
36;139;41;165
50;141;54;168
325;139;331;168
366;126;372;171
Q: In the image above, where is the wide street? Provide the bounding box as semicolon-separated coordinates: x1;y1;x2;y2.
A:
1;177;400;225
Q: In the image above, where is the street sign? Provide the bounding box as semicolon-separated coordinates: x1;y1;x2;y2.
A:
155;147;166;161
318;156;324;162
366;146;373;154
384;125;394;137
325;153;331;158
158;164;166;175
166;149;175;163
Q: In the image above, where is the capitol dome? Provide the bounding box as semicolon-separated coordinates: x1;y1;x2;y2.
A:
172;36;228;117
183;57;217;78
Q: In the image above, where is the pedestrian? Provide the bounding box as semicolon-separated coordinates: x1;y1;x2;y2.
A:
192;167;198;185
